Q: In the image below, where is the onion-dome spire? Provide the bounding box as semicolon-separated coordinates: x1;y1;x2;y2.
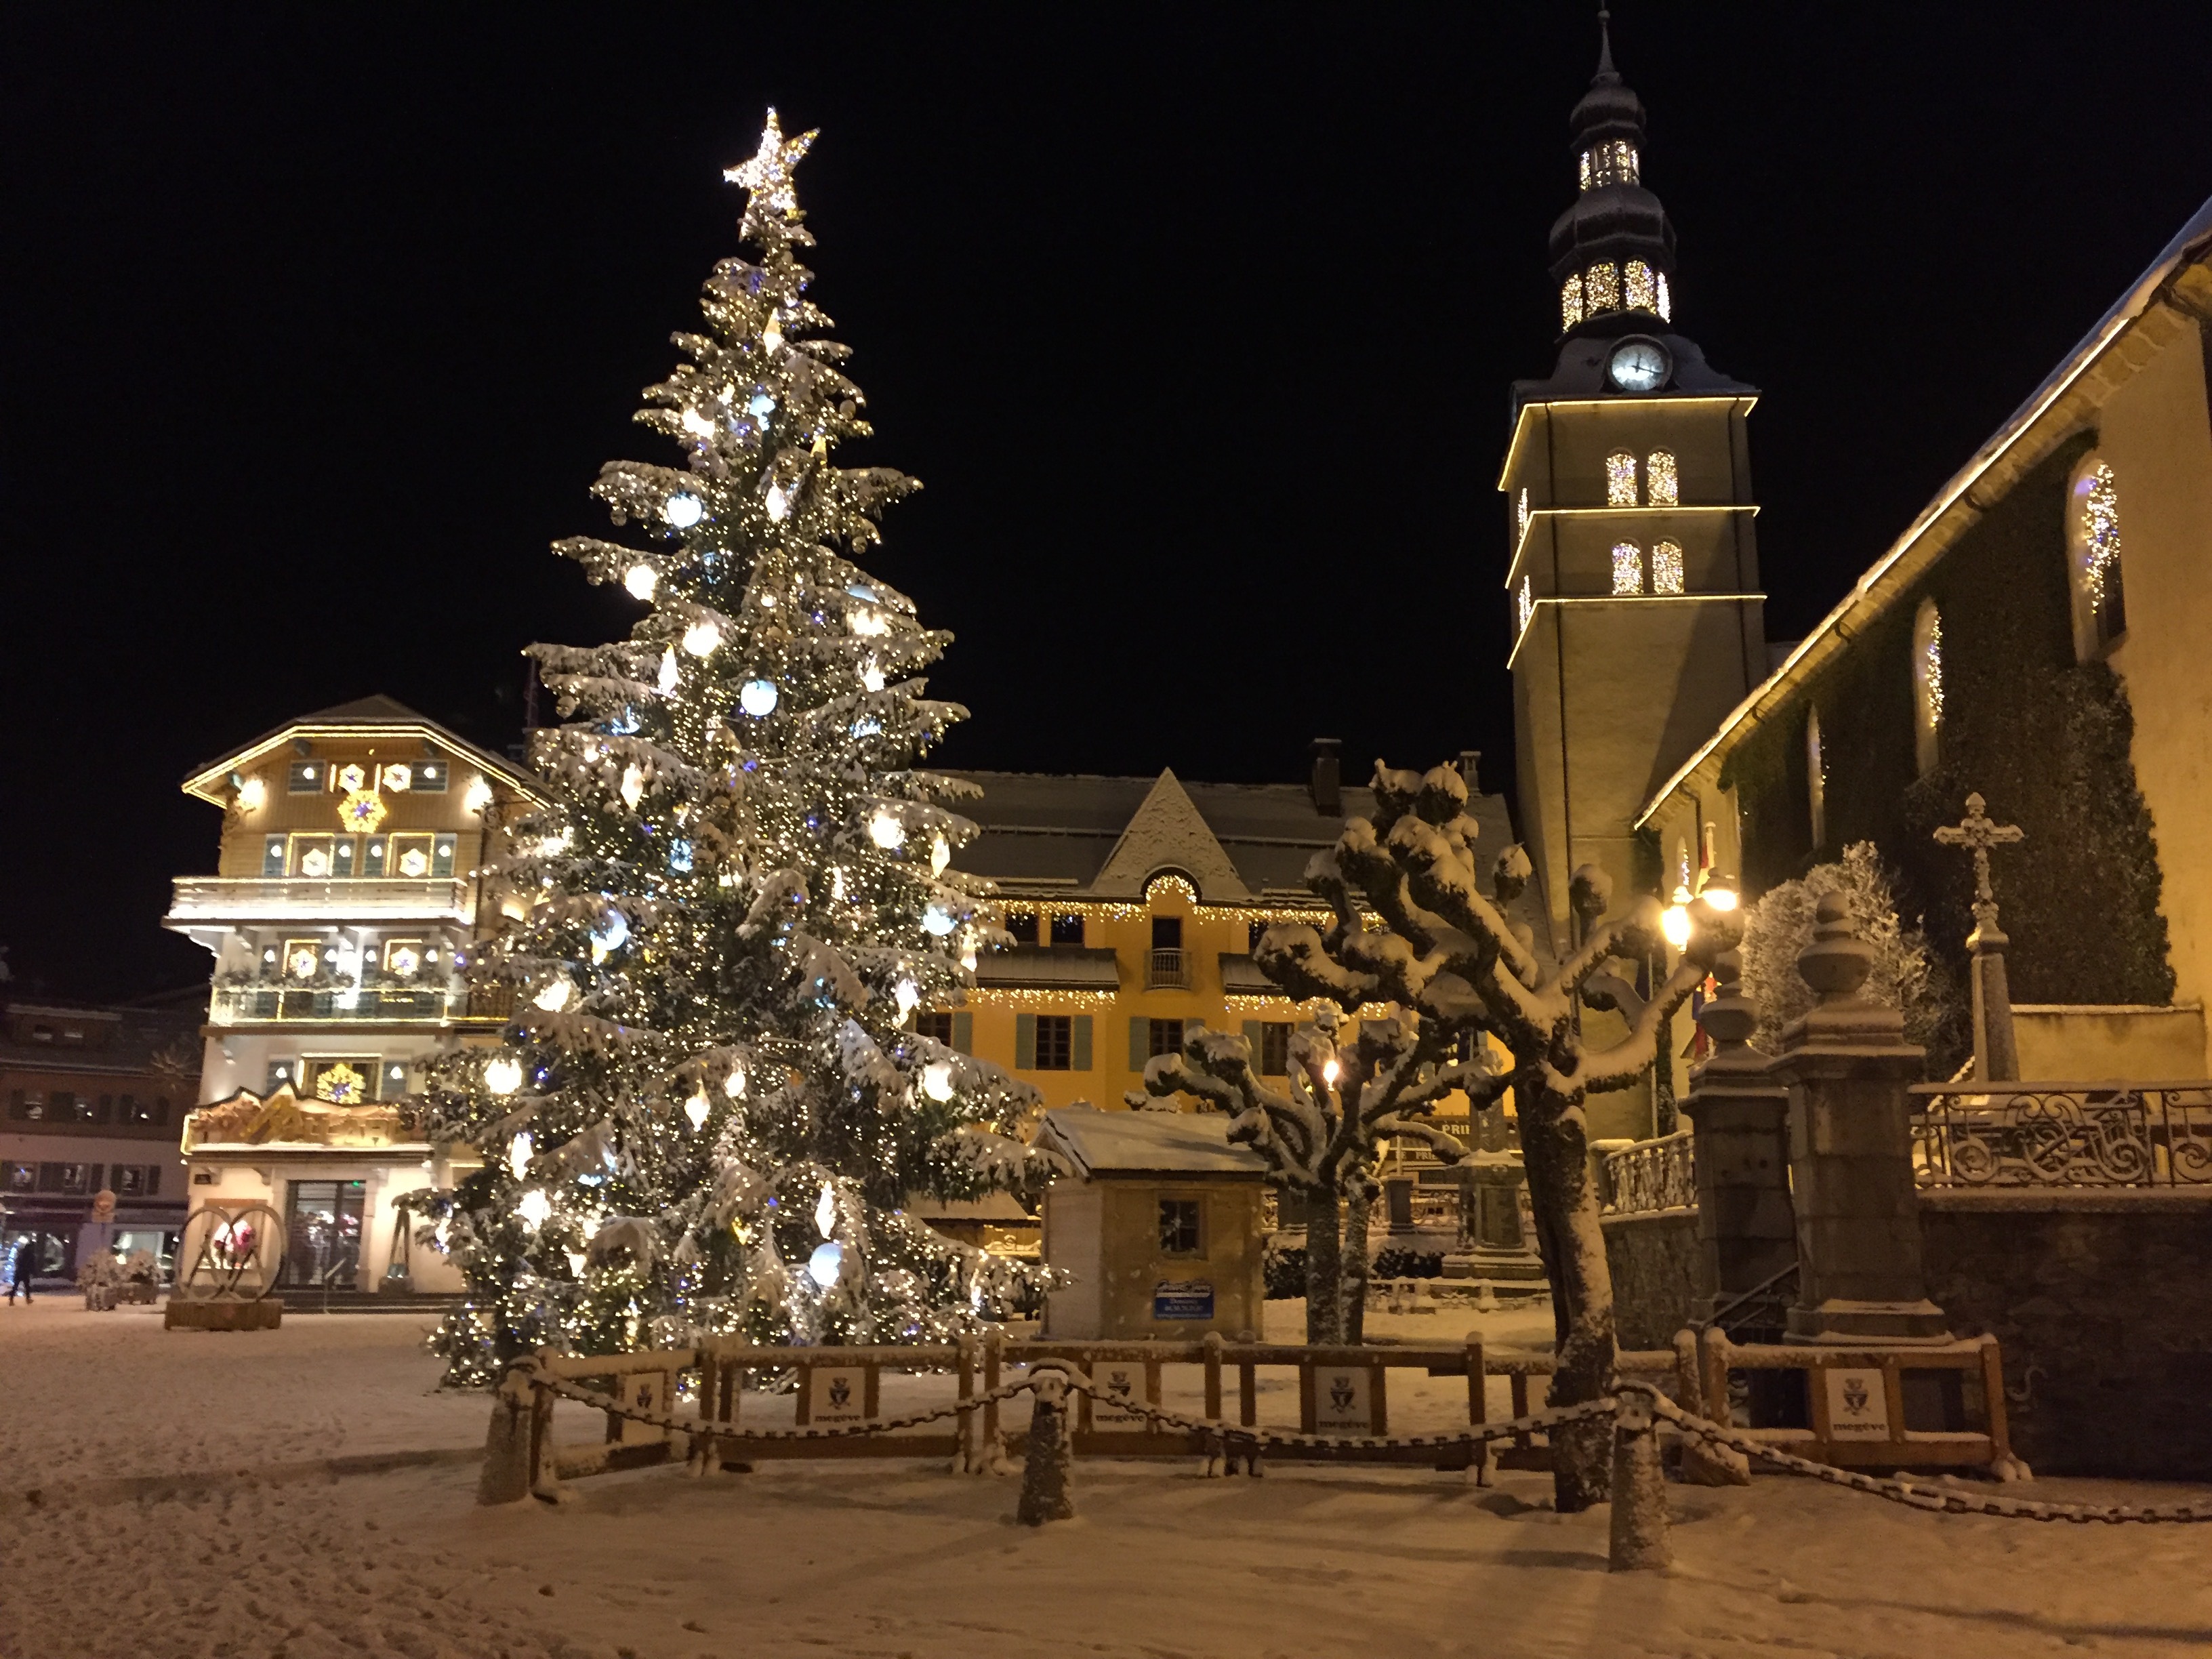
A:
1547;7;1678;340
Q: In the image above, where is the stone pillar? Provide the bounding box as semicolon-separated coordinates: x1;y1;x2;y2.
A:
1767;895;1948;1343
1678;951;1795;1333
1966;919;2021;1083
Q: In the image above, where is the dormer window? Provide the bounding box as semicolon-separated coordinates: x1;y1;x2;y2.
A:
1612;542;1645;595
1624;260;1656;312
1583;262;1621;314
1605;452;1639;506
1652;539;1685;594
1645;451;1678;506
1578;140;1639;190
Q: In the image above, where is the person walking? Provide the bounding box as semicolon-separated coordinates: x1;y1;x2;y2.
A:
6;1236;33;1303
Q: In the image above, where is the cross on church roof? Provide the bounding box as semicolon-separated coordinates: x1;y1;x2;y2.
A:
1933;791;2024;937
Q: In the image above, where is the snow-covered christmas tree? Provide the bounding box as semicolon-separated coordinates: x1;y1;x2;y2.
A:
415;111;1053;1387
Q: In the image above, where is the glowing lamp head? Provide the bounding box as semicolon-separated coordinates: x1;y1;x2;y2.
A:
739;678;779;718
623;563;659;600
1699;882;1740;913
682;620;722;657
1321;1057;1341;1086
806;1240;843;1289
464;774;493;813
235;775;266;813
664;491;704;528
485;1057;523;1098
1661;901;1692;953
921;1059;955;1103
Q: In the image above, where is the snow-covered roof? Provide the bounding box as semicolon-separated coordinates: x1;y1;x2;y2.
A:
974;946;1120;991
180;694;542;806
950;766;1519;906
1036;1105;1271;1179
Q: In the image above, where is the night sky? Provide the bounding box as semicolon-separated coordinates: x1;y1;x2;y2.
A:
6;6;2211;1003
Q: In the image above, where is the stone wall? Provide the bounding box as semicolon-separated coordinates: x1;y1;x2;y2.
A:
1921;1191;2212;1478
1600;1210;1708;1351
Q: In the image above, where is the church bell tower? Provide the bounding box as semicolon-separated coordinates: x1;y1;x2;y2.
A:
1503;13;1767;946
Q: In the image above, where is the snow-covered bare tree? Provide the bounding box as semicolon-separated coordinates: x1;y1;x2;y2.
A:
1130;1006;1501;1343
1256;760;1742;1511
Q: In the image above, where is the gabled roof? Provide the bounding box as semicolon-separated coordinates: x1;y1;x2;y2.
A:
181;695;542;806
1637;190;2212;829
950;767;1519;906
1036;1104;1269;1179
1090;770;1252;899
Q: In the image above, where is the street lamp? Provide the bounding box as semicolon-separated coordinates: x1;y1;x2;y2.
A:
1661;884;1694;952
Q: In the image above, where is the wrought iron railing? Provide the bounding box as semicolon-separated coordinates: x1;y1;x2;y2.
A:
1910;1082;2212;1188
209;985;466;1024
1597;1130;1697;1216
1145;949;1191;990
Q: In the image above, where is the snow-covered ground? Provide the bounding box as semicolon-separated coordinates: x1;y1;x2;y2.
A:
5;1299;2212;1659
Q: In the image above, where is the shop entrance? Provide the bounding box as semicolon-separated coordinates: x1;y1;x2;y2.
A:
283;1180;365;1288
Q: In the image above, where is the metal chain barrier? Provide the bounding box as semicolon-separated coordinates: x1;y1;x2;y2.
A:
1633;1385;2212;1525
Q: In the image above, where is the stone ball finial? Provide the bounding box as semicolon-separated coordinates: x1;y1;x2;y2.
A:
1797;891;1875;1004
1695;949;1758;1050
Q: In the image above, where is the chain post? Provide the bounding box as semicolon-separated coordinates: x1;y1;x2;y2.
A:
1607;1386;1672;1571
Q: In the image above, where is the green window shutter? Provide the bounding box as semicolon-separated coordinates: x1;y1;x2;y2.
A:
1072;1015;1092;1071
1242;1019;1262;1053
951;1012;972;1054
1015;1012;1036;1071
1128;1015;1149;1071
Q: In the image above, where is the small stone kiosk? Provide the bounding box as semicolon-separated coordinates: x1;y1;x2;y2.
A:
1035;1105;1268;1340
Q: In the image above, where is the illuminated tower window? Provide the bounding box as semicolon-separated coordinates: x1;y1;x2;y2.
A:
1560;274;1584;331
1651;539;1684;594
1605;451;1638;506
1912;598;1944;776
1516;575;1534;636
1645;450;1677;506
1578;140;1639;190
1612;541;1644;595
1583;262;1620;313
1624;260;1656;312
1656;272;1672;321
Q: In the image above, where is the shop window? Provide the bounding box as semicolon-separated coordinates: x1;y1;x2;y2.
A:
1158;1198;1203;1255
1050;913;1085;946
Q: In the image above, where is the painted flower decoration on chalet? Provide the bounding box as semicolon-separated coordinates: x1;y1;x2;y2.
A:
337;788;388;834
316;1062;367;1105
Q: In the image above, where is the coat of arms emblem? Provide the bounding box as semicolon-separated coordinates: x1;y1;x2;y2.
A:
1328;1375;1356;1412
1841;1374;1870;1416
828;1376;852;1409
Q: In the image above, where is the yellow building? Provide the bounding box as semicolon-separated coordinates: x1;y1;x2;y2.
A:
934;750;1516;1118
163;696;539;1293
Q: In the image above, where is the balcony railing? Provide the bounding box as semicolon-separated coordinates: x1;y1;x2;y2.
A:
210;985;468;1025
1145;949;1191;990
1910;1081;2212;1188
167;876;473;923
1596;1130;1698;1216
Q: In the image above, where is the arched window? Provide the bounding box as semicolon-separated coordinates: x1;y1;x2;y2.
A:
2068;455;2127;652
1583;262;1620;314
1673;838;1692;899
1516;487;1530;543
1656;272;1673;321
1651;539;1684;595
1612;541;1644;596
1605;451;1638;506
1579;140;1639;190
1912;597;1944;777
1560;274;1584;332
1516;575;1534;637
1806;705;1826;849
1624;260;1656;312
1645;450;1678;506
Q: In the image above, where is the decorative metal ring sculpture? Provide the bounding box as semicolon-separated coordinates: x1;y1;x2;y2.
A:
175;1202;287;1302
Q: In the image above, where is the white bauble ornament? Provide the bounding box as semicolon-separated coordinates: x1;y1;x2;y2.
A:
664;492;704;528
921;1060;954;1103
739;679;779;718
868;811;904;850
484;1057;523;1097
682;620;722;657
806;1240;842;1288
516;1190;552;1227
625;564;658;600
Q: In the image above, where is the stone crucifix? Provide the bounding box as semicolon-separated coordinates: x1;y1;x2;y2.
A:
1933;792;2026;1081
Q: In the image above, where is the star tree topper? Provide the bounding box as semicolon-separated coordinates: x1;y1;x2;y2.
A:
724;108;817;216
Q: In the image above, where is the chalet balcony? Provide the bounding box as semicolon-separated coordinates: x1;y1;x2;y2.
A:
165;876;474;926
1145;948;1191;990
209;985;468;1025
